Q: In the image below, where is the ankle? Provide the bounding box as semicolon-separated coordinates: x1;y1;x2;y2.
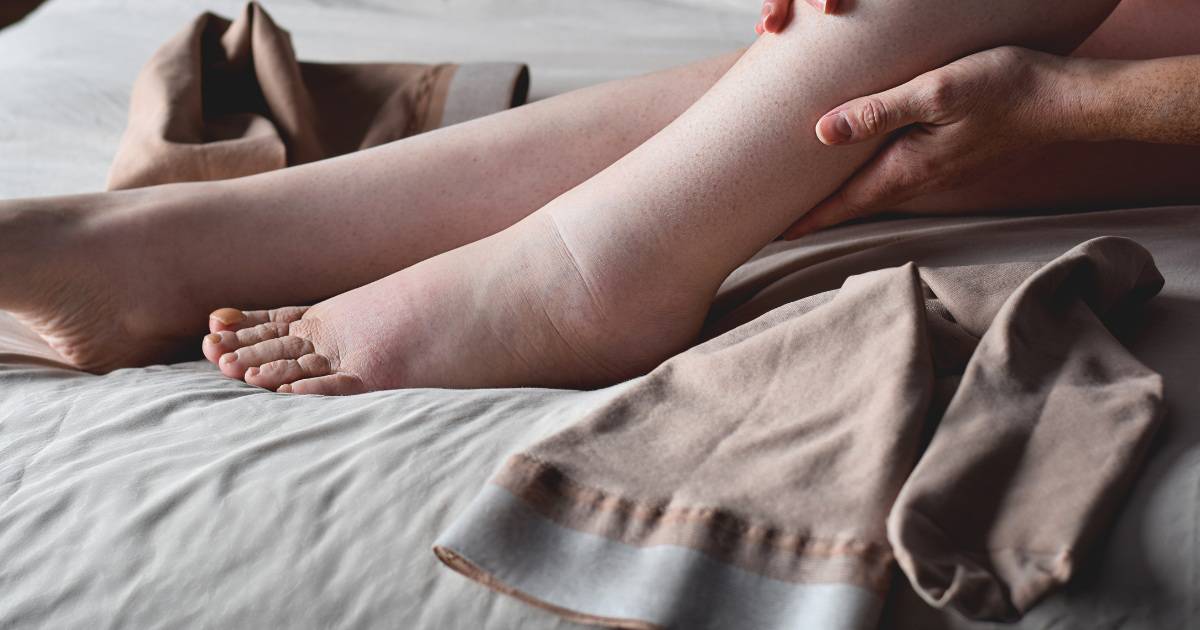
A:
520;214;709;380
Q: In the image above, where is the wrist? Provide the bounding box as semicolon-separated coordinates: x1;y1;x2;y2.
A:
1037;55;1125;143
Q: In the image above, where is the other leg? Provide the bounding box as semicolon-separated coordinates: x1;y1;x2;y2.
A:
0;50;741;370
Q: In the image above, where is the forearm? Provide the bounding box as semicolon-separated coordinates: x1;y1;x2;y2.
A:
1060;55;1200;144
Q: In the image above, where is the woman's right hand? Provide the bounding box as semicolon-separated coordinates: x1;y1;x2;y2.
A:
756;0;838;35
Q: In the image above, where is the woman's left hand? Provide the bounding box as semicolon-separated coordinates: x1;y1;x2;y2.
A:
756;0;838;35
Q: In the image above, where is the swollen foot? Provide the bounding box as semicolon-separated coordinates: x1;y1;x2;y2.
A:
202;215;711;394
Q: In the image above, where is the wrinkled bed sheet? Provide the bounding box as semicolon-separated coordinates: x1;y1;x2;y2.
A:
1;2;1198;629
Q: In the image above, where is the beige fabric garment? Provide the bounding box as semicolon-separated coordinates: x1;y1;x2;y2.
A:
435;236;1164;628
107;2;529;189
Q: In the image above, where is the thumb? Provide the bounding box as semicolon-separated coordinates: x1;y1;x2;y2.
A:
782;142;924;239
815;79;926;146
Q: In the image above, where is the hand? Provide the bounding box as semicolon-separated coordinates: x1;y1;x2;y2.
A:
783;46;1074;239
756;0;839;36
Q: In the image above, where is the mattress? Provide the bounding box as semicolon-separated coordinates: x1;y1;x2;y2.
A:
1;1;1197;629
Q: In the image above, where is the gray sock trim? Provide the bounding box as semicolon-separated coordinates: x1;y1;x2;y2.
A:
440;62;530;127
434;483;885;630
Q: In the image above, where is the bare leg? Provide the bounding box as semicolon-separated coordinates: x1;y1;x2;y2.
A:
0;51;740;370
209;0;1121;394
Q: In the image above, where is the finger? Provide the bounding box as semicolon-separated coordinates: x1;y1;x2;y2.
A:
245;353;332;391
815;81;928;145
762;1;790;33
219;335;315;379
782;143;927;239
763;0;836;36
806;0;839;15
279;372;367;396
208;306;309;333
202;321;290;363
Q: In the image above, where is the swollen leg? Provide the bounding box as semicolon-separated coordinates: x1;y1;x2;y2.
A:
214;0;1122;392
195;49;744;306
544;0;1123;290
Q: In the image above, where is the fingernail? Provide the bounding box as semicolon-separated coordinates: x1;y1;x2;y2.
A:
204;333;221;345
808;0;828;12
762;3;773;19
246;367;259;378
819;112;853;143
220;352;237;365
833;114;852;140
278;384;292;394
210;308;245;325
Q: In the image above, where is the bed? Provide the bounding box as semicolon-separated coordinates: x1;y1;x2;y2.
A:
1;1;1197;628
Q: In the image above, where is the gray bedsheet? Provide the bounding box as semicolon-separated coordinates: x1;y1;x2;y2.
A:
1;2;1197;629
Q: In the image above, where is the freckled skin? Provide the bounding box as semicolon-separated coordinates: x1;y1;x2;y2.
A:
888;47;1200;218
1;0;1195;392
1071;0;1200;147
1087;57;1200;146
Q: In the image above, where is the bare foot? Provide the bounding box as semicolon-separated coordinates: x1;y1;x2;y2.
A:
0;196;208;371
202;213;712;393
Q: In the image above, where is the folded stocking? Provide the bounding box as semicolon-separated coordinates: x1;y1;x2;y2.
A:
107;2;529;189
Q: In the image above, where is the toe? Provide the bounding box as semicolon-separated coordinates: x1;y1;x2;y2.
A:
220;335;315;379
208;308;247;332
209;306;309;334
202;321;290;364
245;353;332;390
202;332;227;364
278;372;367;396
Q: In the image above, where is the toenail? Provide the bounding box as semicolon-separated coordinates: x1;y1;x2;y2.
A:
246;367;259;378
210;308;246;325
204;333;221;345
220;352;237;365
